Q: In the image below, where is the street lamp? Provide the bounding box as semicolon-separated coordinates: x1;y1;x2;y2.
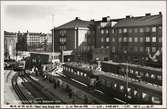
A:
124;50;129;98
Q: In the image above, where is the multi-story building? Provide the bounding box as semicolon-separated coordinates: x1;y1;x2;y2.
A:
110;12;162;67
16;31;27;52
45;33;52;52
26;31;47;51
52;17;91;62
4;31;17;60
86;17;119;62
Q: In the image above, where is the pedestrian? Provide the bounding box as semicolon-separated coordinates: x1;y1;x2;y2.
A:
84;95;88;104
54;82;57;89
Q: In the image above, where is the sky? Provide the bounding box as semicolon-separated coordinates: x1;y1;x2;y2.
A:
1;1;166;33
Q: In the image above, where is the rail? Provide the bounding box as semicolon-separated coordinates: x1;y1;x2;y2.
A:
11;73;31;104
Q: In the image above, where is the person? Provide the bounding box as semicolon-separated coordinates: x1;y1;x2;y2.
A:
35;67;38;76
84;95;88;104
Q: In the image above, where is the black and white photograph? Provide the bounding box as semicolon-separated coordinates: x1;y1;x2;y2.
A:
0;1;166;108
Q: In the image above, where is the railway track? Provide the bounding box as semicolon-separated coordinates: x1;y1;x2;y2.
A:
20;73;64;104
11;73;31;104
46;68;124;104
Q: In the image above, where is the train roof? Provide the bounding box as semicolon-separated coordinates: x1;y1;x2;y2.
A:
102;61;162;72
63;62;98;75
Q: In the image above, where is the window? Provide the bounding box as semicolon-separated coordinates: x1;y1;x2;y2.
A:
145;73;149;77
157;75;162;80
77;71;80;75
101;45;104;48
146;37;150;42
134;37;138;42
134;46;138;52
140;28;144;32
129;28;133;33
112;29;114;34
151;74;155;79
152;37;156;42
123;28;127;33
119;29;122;33
158;26;162;31
134;28;138;33
146;27;150;32
152;47;156;52
140;47;144;52
146;47;150;52
106;29;109;34
140;37;143;42
106;37;110;42
123;37;127;42
101;29;104;34
130;69;134;74
159;37;162;42
112;46;115;53
106;46;109;48
112;38;115;42
152;27;156;32
119;38;122;42
84;73;87;77
129;37;132;42
100;22;107;27
101;37;104;42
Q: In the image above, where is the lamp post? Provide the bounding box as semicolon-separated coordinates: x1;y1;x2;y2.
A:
124;50;129;98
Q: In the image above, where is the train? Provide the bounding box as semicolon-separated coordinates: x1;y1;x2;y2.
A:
97;74;162;104
101;61;162;86
62;62;98;87
61;62;162;104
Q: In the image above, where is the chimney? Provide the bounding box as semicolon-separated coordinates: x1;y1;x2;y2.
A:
159;12;162;15
106;16;110;21
126;15;130;19
90;19;95;22
75;17;79;20
145;13;151;16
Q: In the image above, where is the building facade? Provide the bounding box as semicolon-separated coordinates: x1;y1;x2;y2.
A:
4;31;17;60
16;31;27;52
86;16;118;62
52;17;91;62
26;31;47;51
110;13;162;67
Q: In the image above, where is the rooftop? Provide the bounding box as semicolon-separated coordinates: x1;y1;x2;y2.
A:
113;13;162;27
102;60;162;72
54;17;91;30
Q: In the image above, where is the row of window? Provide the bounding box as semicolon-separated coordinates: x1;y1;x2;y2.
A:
101;45;109;49
63;66;87;77
59;38;66;43
113;26;162;34
59;30;67;36
100;26;162;34
59;45;66;50
103;80;161;102
110;36;162;43
120;67;162;80
111;46;161;53
101;37;110;42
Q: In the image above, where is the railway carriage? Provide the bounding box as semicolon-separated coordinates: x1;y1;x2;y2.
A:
62;63;98;87
101;61;162;85
97;74;162;104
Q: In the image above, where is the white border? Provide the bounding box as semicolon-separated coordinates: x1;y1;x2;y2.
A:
1;1;166;108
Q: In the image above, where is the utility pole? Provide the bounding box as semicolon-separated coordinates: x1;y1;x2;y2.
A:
52;14;55;61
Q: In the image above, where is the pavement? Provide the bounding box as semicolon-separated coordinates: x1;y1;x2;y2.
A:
30;73;85;104
3;70;21;105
